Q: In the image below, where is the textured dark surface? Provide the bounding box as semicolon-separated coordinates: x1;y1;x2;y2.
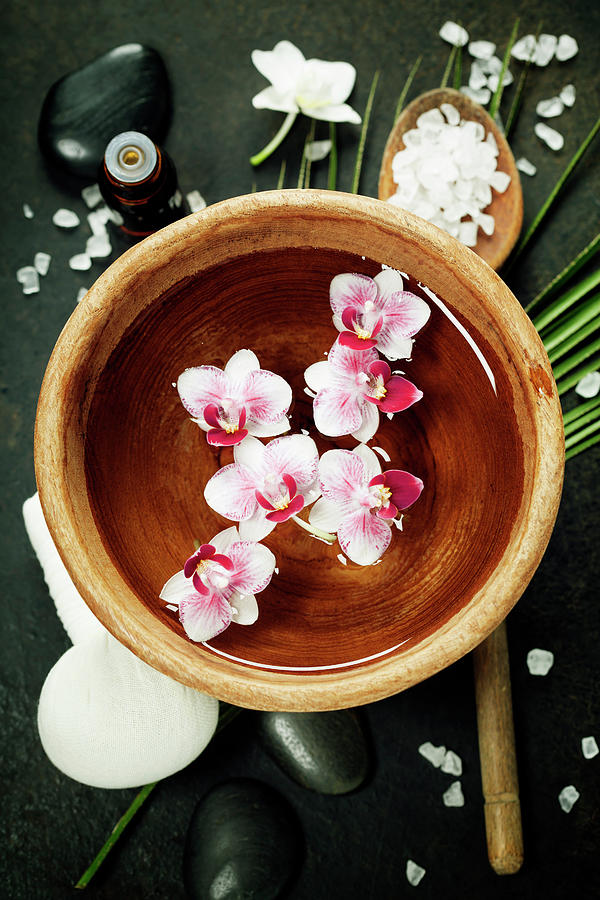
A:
1;1;599;899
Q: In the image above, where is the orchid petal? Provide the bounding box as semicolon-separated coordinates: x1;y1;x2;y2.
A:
224;349;260;383
337;509;392;566
302;58;357;104
330;273;377;317
184;544;215;577
308;496;346;532
373;268;405;298
192;572;210;595
381;291;431;337
351;400;379;443
179;591;233;642
378;376;422;413
376;502;398;520
384;470;424;509
207;427;249;446
227;541;276;594
243;370;292;423
304;359;333;393
303;102;362;124
247;414;291;438
368;359;392;381
318;448;367;502
238;510;276;542
204;464;258;521
251;86;299;113
313;386;363;437
282;472;297;498
159;570;198;607
327;338;379;376
262;434;319;487
211;554;234;570
338;331;378;350
233;435;266;474
375;331;414;361
251;41;306;91
265;493;304;522
203;404;221;428
210;527;240;554
229;591;259;626
352;443;382;480
255;490;276;511
177;366;228;418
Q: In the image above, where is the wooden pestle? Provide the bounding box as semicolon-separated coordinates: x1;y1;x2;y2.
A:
473;619;524;875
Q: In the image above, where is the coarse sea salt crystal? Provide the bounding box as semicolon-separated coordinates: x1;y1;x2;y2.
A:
556;34;578;62
487;69;514;92
575;371;600;398
468;40;496;60
304;139;332;161
406;860;426;887
558;785;580;813
53;208;80;229
468;62;488;91
439;21;469;47
440;103;460;126
479;55;503;76
186;190;207;213
536;96;564;118
527;648;554;675
581;736;599;759
16;265;40;295
86;233;112;259
460;85;491;105
69;253;92;272
458;220;478;247
76;287;88;303
517;157;537;176
512;35;537;62
535;122;564;151
81;183;102;208
534;34;557;67
476;212;495;235
489;170;511;193
88;207;111;235
23;203;34;219
418;741;446;768
441;749;462;776
560;84;576;107
34;252;51;276
443;781;465;807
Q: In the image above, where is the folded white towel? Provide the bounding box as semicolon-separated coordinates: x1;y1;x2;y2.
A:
25;493;219;789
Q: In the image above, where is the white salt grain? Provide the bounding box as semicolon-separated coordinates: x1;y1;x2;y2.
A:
536;97;564;118
304;139;332;162
535;122;564;151
468;40;496;60
86;233;112;259
575;371;600;398
458;220;478;247
533;34;558;67
300;427;310;435
23;203;34;219
460;85;491;105
516;157;537;176
581;736;599;759
443;781;465;807
69;253;92;272
556;34;578;62
487;69;514;92
560;84;576;107
418;741;446;768
87;207;111;236
468;62;488;91
441;749;463;776
439;21;469;47
440;103;460;126
34;252;51;276
558;785;580;813
527;648;554;675
512;35;537;63
489;170;511;193
81;183;102;208
406;860;426;886
165;604;178;612
186;190;207;213
76;287;88;303
16;265;40;295
53;208;80;229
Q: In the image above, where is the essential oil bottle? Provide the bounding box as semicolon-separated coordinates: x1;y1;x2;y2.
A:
98;131;185;238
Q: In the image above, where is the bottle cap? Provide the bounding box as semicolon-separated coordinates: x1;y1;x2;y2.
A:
104;131;157;184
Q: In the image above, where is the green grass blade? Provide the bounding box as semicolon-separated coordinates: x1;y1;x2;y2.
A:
552;335;600;381
565;432;600;460
506;115;600;270
328;122;338;190
547;316;600;364
276;159;286;189
453;43;462;90
563;395;600;426
542;293;600;352
440;45;457;89
505;20;541;139
557;356;600;395
394;56;422;123
525;232;600;314
564;405;600;437
564;418;600;449
303;119;316;188
351;70;379;194
489;18;520;122
533;270;600;332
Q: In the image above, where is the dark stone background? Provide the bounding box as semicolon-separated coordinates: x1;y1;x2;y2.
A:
1;1;598;898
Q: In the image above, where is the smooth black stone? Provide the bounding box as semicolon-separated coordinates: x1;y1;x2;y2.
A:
257;710;369;795
184;778;303;900
38;43;171;179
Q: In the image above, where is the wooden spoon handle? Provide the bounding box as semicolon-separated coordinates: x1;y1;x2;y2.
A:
473;619;524;875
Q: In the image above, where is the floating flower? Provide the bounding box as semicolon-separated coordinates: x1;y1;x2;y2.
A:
250;40;360;165
177;349;292;447
305;339;423;442
330;270;431;360
308;445;424;565
160;527;276;642
204;434;321;541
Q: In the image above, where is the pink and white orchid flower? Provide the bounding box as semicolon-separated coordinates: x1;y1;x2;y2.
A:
308;445;424;566
160;527;276;642
204;434;320;542
330;269;431;360
305;339;423;442
177;349;292;447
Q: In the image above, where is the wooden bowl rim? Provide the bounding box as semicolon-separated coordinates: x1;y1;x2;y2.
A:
34;189;564;710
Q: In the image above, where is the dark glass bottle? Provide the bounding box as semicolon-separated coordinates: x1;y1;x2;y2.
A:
98;130;185;238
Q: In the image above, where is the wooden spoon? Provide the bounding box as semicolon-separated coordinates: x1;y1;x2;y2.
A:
378;87;523;271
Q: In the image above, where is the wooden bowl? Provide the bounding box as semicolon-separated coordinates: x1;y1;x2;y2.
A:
35;190;563;711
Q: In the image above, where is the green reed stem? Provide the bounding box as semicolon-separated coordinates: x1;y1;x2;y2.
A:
562;395;600;426
505;21;541;138
564;418;600;449
489;18;520;121
557;356;600;395
525;232;600;314
276;159;286;189
303;119;316;188
440;45;457;89
552;335;600;381
533;270;600;332
547;316;600;363
351;69;379;194
564;405;600;437
250;111;297;166
394;56;422;123
328;122;338;190
565;431;600;460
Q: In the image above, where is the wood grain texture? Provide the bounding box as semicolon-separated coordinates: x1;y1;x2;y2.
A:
378;88;524;271
473;620;524;874
34;189;563;710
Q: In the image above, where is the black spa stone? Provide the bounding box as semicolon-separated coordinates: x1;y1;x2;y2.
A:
38;43;171;179
257;710;369;794
184;778;302;900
